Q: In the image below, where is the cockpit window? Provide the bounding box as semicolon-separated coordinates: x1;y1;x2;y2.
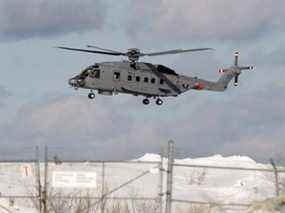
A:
90;69;100;78
81;64;100;79
80;70;89;78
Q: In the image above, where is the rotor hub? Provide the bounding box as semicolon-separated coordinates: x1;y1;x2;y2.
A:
126;48;141;62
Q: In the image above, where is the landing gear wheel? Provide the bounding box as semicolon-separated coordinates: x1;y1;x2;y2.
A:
142;98;150;105
156;98;163;106
88;92;95;99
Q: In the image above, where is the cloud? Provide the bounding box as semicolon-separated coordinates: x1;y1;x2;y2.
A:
11;95;129;139
0;0;107;40
164;83;285;161
0;95;144;159
126;0;284;41
0;85;10;108
0;0;284;164
1;81;284;162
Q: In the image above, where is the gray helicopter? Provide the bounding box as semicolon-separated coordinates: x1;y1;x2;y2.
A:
58;46;254;105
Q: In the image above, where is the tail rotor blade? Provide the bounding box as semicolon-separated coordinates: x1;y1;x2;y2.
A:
234;75;239;86
239;66;254;71
234;52;239;66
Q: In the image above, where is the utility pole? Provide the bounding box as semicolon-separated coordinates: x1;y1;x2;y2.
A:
270;158;280;196
35;146;42;213
159;149;164;213
165;140;174;213
101;162;106;213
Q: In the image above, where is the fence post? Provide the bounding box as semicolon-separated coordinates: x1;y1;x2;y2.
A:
43;146;48;213
101;161;106;213
165;140;174;213
159;150;164;213
270;158;280;196
35;146;42;213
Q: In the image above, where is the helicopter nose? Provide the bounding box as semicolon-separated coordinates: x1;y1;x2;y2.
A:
68;78;78;87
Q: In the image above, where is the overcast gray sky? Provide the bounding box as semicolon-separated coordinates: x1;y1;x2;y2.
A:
0;0;284;162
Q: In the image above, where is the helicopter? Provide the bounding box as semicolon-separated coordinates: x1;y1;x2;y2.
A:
58;45;254;105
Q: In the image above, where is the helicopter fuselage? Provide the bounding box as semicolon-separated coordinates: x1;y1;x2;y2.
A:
69;61;203;98
62;47;253;105
68;53;253;105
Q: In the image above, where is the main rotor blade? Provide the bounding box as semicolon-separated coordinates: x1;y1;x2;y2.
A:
141;48;214;57
57;46;123;56
86;45;123;54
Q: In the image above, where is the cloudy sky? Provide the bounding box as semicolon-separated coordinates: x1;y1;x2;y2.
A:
0;0;284;162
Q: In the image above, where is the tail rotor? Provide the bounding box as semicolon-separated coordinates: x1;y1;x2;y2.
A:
220;52;254;87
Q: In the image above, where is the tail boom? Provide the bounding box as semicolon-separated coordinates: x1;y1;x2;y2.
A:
186;52;254;92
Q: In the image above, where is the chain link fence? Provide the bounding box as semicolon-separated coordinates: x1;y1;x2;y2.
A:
0;146;163;213
0;142;285;213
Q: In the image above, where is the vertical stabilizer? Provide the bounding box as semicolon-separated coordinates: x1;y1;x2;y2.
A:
217;52;254;90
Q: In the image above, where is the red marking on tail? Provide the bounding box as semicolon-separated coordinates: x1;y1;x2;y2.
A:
193;83;205;90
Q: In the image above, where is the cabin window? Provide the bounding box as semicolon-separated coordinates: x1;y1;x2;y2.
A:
128;75;132;81
160;79;164;85
144;77;149;83
136;76;141;82
113;72;120;80
151;78;156;84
